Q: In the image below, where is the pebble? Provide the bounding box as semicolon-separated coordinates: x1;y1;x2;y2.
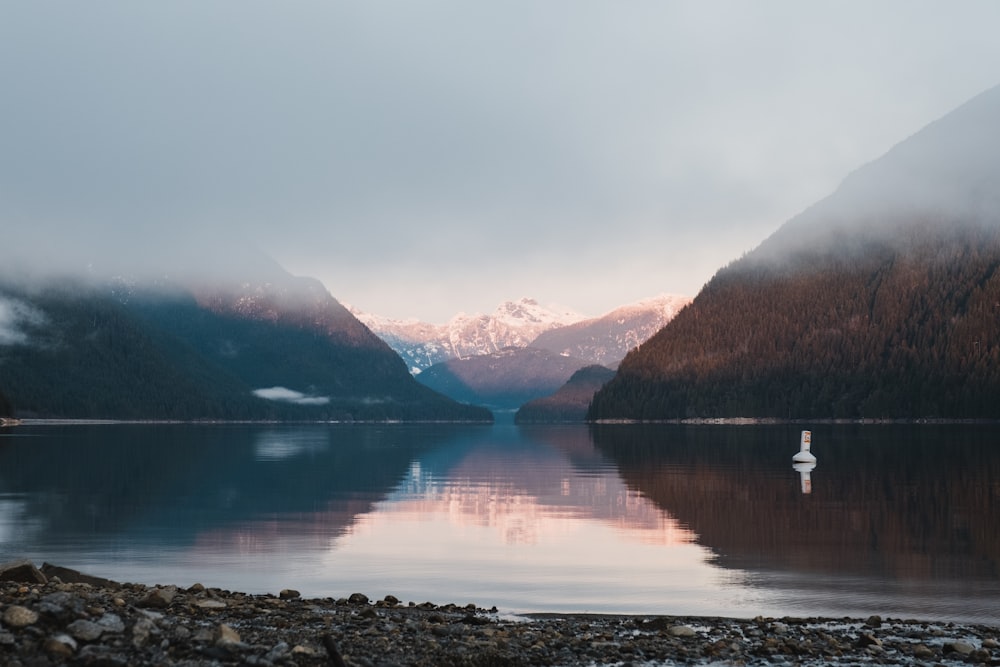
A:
67;618;105;641
2;561;999;666
668;624;697;637
2;605;38;628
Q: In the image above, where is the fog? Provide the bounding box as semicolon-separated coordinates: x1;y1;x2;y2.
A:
3;2;1000;320
0;297;45;347
753;82;1000;263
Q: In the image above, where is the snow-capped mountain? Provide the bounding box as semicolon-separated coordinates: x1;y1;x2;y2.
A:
352;294;690;374
530;294;692;367
350;298;584;374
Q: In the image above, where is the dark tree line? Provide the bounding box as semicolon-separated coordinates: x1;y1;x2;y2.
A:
0;281;492;422
590;221;1000;420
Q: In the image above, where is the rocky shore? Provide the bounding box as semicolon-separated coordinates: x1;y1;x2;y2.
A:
1;561;997;666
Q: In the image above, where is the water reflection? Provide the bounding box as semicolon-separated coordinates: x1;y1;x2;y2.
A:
1;422;998;622
792;461;816;494
590;423;1000;622
380;426;694;547
254;428;330;461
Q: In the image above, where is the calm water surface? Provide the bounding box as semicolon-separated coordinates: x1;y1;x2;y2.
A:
1;422;997;623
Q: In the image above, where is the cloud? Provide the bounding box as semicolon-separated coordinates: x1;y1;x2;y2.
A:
0;297;47;346
2;2;1000;321
252;386;330;406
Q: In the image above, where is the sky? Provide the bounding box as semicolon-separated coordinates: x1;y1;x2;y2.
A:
3;2;1000;323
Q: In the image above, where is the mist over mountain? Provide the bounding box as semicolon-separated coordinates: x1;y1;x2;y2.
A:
416;347;592;412
351;298;583;374
590;84;1000;421
0;262;492;422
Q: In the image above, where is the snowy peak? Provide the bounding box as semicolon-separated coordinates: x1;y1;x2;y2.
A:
529;294;691;367
353;294;690;374
350;298;585;374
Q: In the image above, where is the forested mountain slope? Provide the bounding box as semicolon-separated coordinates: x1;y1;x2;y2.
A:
0;273;492;422
515;365;616;424
417;347;591;411
590;84;1000;421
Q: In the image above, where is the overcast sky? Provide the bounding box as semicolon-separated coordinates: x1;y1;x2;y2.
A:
3;2;1000;322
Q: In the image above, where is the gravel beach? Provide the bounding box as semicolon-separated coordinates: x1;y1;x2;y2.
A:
1;561;997;666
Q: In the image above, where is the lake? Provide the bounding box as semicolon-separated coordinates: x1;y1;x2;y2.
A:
1;422;997;624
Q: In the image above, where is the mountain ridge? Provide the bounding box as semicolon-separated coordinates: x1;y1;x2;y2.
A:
354;294;689;374
350;297;583;374
0;266;492;422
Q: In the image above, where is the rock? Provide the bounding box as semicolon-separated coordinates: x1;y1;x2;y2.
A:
944;640;975;655
983;638;999;649
973;648;993;662
97;613;126;634
349;592;370;605
215;623;241;646
2;605;39;628
43;633;77;658
137;585;177;608
196;598;228;609
40;562;119;588
857;632;882;647
78;644;129;666
668;625;697;637
279;588;301;599
67;618;106;641
865;615;882;627
0;559;47;584
383;594;400;606
913;643;935;659
192;626;215;643
131;616;156;648
266;641;292;662
0;559;48;584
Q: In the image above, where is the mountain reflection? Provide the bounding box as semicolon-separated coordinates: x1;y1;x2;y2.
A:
591;423;1000;582
0;424;486;551
4;421;997;619
381;426;694;547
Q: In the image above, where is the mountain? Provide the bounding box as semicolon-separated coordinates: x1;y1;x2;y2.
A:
0;269;492;422
350;298;584;374
0;389;12;417
355;294;690;374
416;347;592;411
514;365;616;424
590;84;1000;421
529;294;691;367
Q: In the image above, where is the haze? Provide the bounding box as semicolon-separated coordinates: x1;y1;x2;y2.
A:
3;1;1000;322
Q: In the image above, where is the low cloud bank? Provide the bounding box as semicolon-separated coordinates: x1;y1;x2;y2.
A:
252;386;330;406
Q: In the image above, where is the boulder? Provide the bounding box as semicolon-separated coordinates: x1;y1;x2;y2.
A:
0;559;46;584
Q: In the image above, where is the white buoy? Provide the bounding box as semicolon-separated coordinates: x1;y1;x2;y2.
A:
792;430;817;464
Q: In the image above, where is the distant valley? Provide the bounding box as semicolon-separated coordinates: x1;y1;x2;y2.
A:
354;294;690;413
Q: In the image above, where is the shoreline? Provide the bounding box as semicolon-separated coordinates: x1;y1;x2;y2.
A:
8;417;1000;427
2;562;997;666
